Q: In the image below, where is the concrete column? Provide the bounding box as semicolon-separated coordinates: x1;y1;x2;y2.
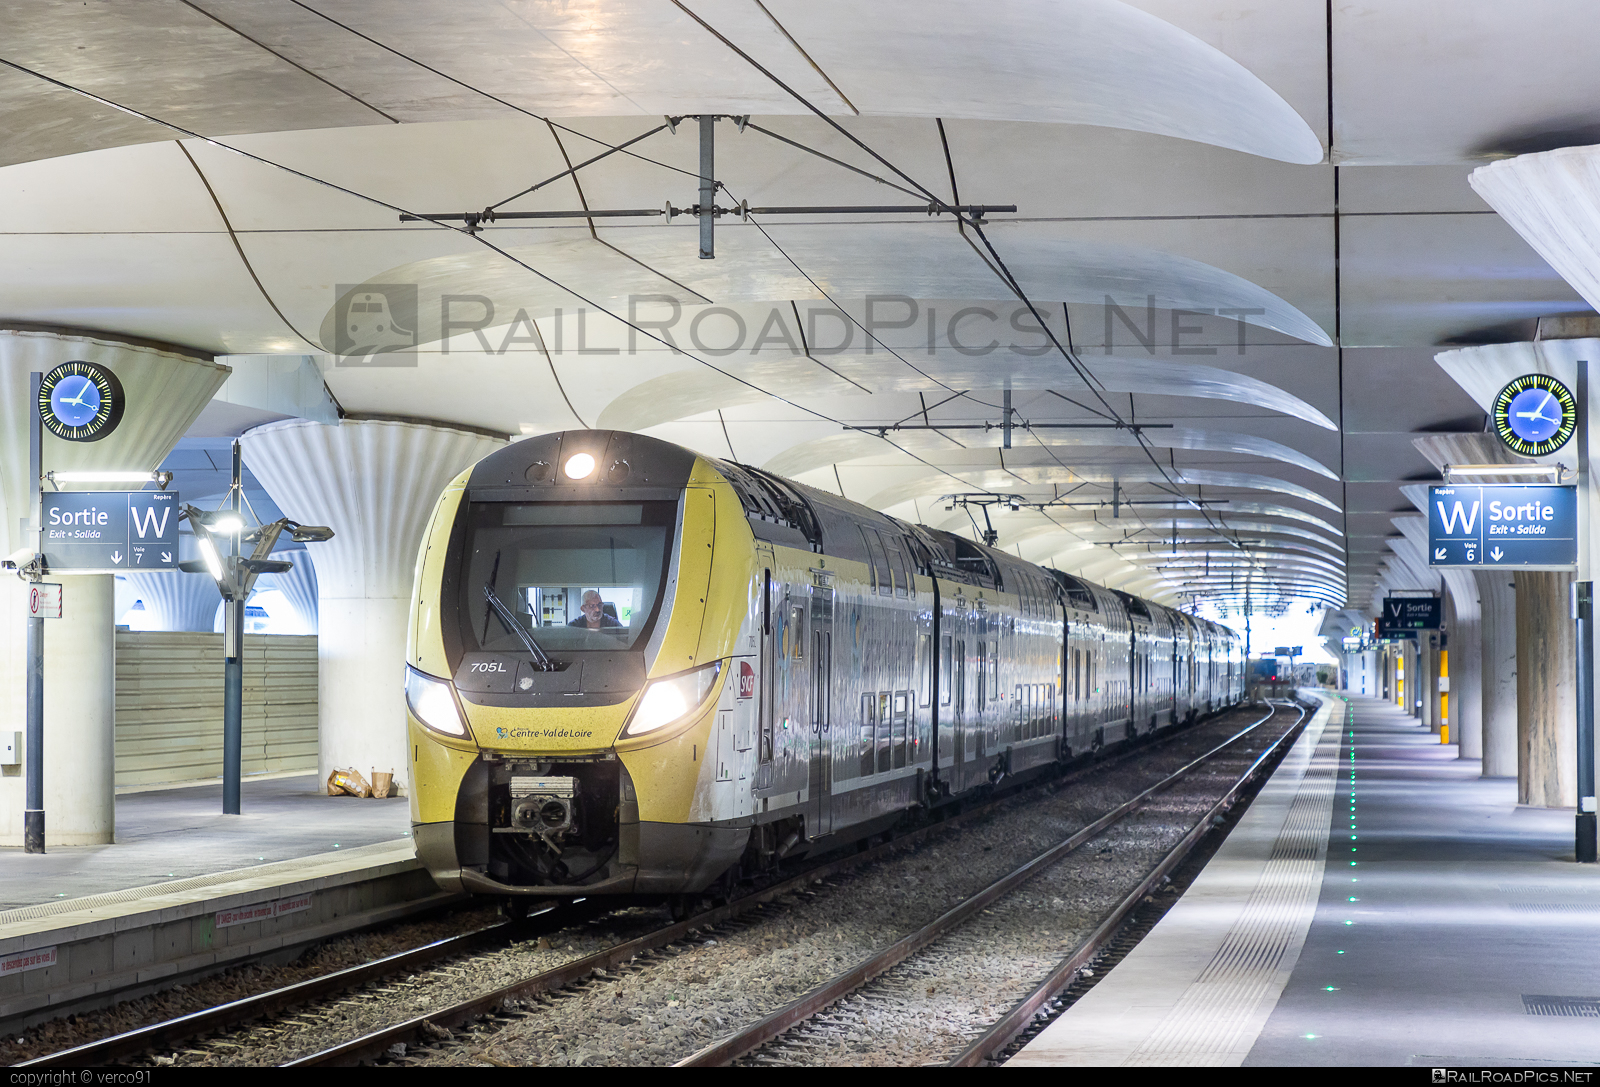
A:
1440;569;1483;760
260;547;317;635
1477;571;1519;777
0;327;228;846
1515;570;1576;807
1419;631;1436;730
240;419;505;794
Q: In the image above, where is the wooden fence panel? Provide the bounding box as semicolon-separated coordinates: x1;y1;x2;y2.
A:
114;632;318;787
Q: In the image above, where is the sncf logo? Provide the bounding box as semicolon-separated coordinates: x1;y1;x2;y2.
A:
738;661;756;699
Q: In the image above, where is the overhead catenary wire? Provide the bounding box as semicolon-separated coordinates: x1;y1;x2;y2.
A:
0;54;993;500
666;0;1297;602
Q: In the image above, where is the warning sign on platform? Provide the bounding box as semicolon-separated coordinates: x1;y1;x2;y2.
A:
215;892;314;929
0;945;57;977
26;583;61;619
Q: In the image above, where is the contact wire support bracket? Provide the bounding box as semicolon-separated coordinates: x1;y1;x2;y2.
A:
397;115;1015;249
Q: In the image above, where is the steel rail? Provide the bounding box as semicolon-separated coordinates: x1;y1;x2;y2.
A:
284;703;1262;1067
13;901;591;1069
948;698;1312;1066
21;702;1257;1068
674;701;1299;1067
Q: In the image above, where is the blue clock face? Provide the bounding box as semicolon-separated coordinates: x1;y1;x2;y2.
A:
1505;387;1565;444
38;361;125;442
49;375;102;428
1492;373;1577;457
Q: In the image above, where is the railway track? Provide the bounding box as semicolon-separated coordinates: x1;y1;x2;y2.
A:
18;701;1290;1068
682;698;1309;1067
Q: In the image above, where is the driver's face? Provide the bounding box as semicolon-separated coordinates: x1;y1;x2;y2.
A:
581;596;602;617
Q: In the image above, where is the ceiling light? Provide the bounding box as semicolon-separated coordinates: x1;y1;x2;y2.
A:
1444;462;1565;480
564;453;596;480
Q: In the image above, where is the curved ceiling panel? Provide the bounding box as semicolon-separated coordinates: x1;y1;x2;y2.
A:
1470;147;1600;315
323;226;1331;350
597;349;1335;432
0;1;1320;169
764;425;1336;480
766;0;1321;163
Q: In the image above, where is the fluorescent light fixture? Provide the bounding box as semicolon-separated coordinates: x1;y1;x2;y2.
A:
196;535;224;581
1444;462;1565;480
48;470;174;488
209;513;245;534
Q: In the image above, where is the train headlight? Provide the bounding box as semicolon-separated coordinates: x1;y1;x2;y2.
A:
405;665;467;738
563;452;596;479
622;660;724;738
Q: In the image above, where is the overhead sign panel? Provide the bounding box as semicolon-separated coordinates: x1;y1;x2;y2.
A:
41;491;179;572
1427;484;1577;569
1380;596;1441;634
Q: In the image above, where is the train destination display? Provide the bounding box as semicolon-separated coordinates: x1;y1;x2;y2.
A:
1426;484;1577;568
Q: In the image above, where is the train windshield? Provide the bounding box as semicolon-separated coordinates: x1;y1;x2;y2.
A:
460;501;676;653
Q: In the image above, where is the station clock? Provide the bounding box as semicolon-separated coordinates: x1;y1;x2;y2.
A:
38;360;125;442
1492;373;1577;457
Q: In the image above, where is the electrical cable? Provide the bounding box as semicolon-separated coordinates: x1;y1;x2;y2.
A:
0;53;996;498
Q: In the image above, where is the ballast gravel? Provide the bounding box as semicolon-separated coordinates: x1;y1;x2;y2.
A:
7;704;1289;1068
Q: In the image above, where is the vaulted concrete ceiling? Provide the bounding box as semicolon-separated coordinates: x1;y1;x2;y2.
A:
2;0;1596;621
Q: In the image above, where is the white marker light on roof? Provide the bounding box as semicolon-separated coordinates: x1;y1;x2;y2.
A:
564;453;596;479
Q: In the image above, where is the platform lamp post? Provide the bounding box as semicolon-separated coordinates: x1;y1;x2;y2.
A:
1577;360;1596;863
179;440;333;816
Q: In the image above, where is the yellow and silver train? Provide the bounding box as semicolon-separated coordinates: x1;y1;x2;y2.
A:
405;430;1245;900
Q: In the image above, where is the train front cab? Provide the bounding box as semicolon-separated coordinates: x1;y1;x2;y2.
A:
405;432;768;898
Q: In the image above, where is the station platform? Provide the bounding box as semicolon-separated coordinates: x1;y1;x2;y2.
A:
1011;692;1600;1068
0;773;453;1032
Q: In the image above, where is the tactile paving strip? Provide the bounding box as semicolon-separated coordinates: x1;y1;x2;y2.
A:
1120;700;1342;1066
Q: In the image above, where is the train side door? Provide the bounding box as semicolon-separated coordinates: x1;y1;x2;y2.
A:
808;575;835;837
757;565;776;792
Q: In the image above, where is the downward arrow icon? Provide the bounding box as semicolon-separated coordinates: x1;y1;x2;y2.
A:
110;550;123;564
1490;546;1504;562
1434;547;1447;561
160;551;172;563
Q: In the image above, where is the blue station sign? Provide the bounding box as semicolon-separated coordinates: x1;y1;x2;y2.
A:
41;490;180;572
1427;484;1577;568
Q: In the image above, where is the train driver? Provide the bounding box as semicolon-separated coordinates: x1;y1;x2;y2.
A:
568;588;623;630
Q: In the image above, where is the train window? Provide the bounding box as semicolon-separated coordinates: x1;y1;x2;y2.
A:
894;691;910;769
940;635;953;706
790;605;805;658
919;634;932;707
975;641;987;707
461;500;674;652
877;692;892;773
989;645;999;700
954;639;966;713
872;532;894;596
859;527;880;593
813;631;831;730
892;546;912;597
860;694;876;778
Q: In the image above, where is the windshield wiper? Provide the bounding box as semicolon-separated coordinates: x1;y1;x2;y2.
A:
482;584;556;671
